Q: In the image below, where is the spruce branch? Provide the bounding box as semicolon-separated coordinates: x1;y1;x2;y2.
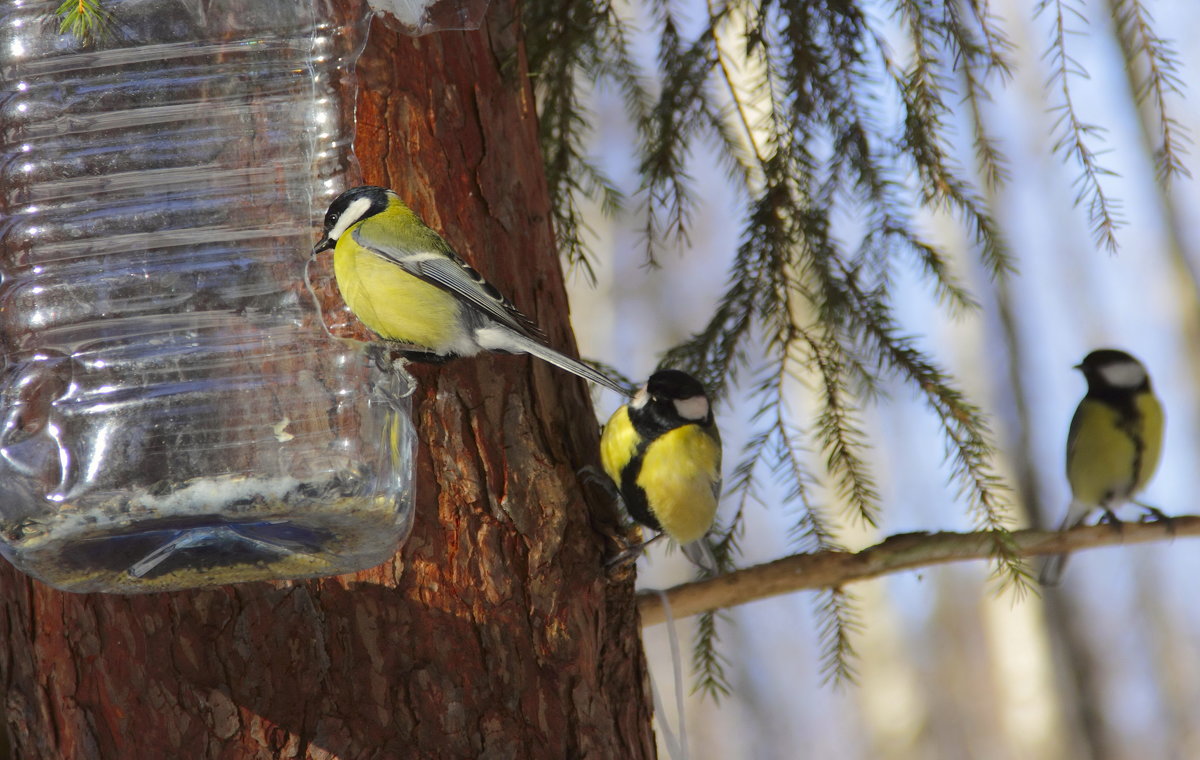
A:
637;12;713;264
885;224;979;314
1037;0;1124;251
524;0;646;279
523;0;1183;694
706;0;769;181
816;587;862;685
830;270;1027;591
692;609;732;700
956;0;1016;77
1108;0;1191;185
55;0;112;42
690;464;751;700
778;330;868;682
637;518;1199;626
794;331;881;529
946;0;1014;192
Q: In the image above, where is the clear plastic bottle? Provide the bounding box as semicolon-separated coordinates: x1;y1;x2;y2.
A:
0;0;416;592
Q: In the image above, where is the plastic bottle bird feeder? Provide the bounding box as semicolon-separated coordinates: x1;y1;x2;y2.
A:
0;0;426;593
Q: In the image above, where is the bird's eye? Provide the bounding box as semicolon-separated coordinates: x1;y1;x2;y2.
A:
328;212;339;224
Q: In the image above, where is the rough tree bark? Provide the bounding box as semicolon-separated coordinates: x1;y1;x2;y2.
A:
0;3;655;758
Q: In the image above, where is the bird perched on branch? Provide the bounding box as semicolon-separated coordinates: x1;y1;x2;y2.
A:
313;185;626;396
599;369;721;571
1041;349;1165;585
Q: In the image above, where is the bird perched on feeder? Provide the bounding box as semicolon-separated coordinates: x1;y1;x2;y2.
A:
313;185;626;396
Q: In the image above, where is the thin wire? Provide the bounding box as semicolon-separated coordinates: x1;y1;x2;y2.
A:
649;588;689;760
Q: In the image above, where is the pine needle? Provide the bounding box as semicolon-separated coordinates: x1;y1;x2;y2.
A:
55;0;112;43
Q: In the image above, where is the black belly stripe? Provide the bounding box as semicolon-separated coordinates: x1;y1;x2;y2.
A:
1117;405;1145;501
1088;386;1148;503
619;449;662;532
621;399;712;534
1129;423;1145;494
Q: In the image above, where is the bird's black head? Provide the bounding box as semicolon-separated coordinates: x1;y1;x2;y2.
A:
1076;348;1150;394
313;186;391;254
630;369;713;432
646;369;707;403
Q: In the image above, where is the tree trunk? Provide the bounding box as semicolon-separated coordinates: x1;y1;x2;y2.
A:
0;3;655;758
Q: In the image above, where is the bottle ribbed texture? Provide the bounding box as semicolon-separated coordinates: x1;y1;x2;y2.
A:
0;0;414;592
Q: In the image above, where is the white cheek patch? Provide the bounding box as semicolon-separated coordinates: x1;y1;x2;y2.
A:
631;388;650;410
1099;361;1146;388
672;395;709;421
328;196;373;241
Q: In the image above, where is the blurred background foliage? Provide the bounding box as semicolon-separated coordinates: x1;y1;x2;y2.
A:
525;0;1200;757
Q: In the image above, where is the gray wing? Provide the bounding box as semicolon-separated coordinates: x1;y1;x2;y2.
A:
352;219;546;341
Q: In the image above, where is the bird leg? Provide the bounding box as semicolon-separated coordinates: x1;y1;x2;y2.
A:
365;343;392;373
365;352;417;407
605;533;665;570
1097;508;1124;534
577;466;649;571
1134;500;1175;534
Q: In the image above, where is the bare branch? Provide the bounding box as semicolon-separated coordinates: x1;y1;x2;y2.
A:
637;517;1197;626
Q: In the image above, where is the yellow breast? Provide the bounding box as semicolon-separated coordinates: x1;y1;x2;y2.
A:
1133;391;1164;491
1067;391;1164;506
636;424;721;544
600;406;640;485
333;238;461;351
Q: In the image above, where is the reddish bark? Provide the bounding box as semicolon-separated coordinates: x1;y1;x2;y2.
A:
0;3;654;758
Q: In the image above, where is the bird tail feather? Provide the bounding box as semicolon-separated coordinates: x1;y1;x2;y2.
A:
681;536;718;575
1039;501;1092;586
476;327;628;396
1038;553;1068;587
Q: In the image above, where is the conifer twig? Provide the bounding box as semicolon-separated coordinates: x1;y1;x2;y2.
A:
638;517;1199;626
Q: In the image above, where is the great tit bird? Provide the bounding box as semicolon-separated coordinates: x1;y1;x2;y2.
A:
313;186;626;395
599;369;721;570
1041;348;1165;585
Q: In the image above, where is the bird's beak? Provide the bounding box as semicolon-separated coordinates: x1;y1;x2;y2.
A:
1073;363;1084;371
313;236;334;254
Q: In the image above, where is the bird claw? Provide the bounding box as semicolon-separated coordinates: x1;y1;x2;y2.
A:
604;532;664;571
366;351;417;408
1096;509;1125;534
1136;504;1175;534
604;543;645;571
365;343;394;373
577;466;643;571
